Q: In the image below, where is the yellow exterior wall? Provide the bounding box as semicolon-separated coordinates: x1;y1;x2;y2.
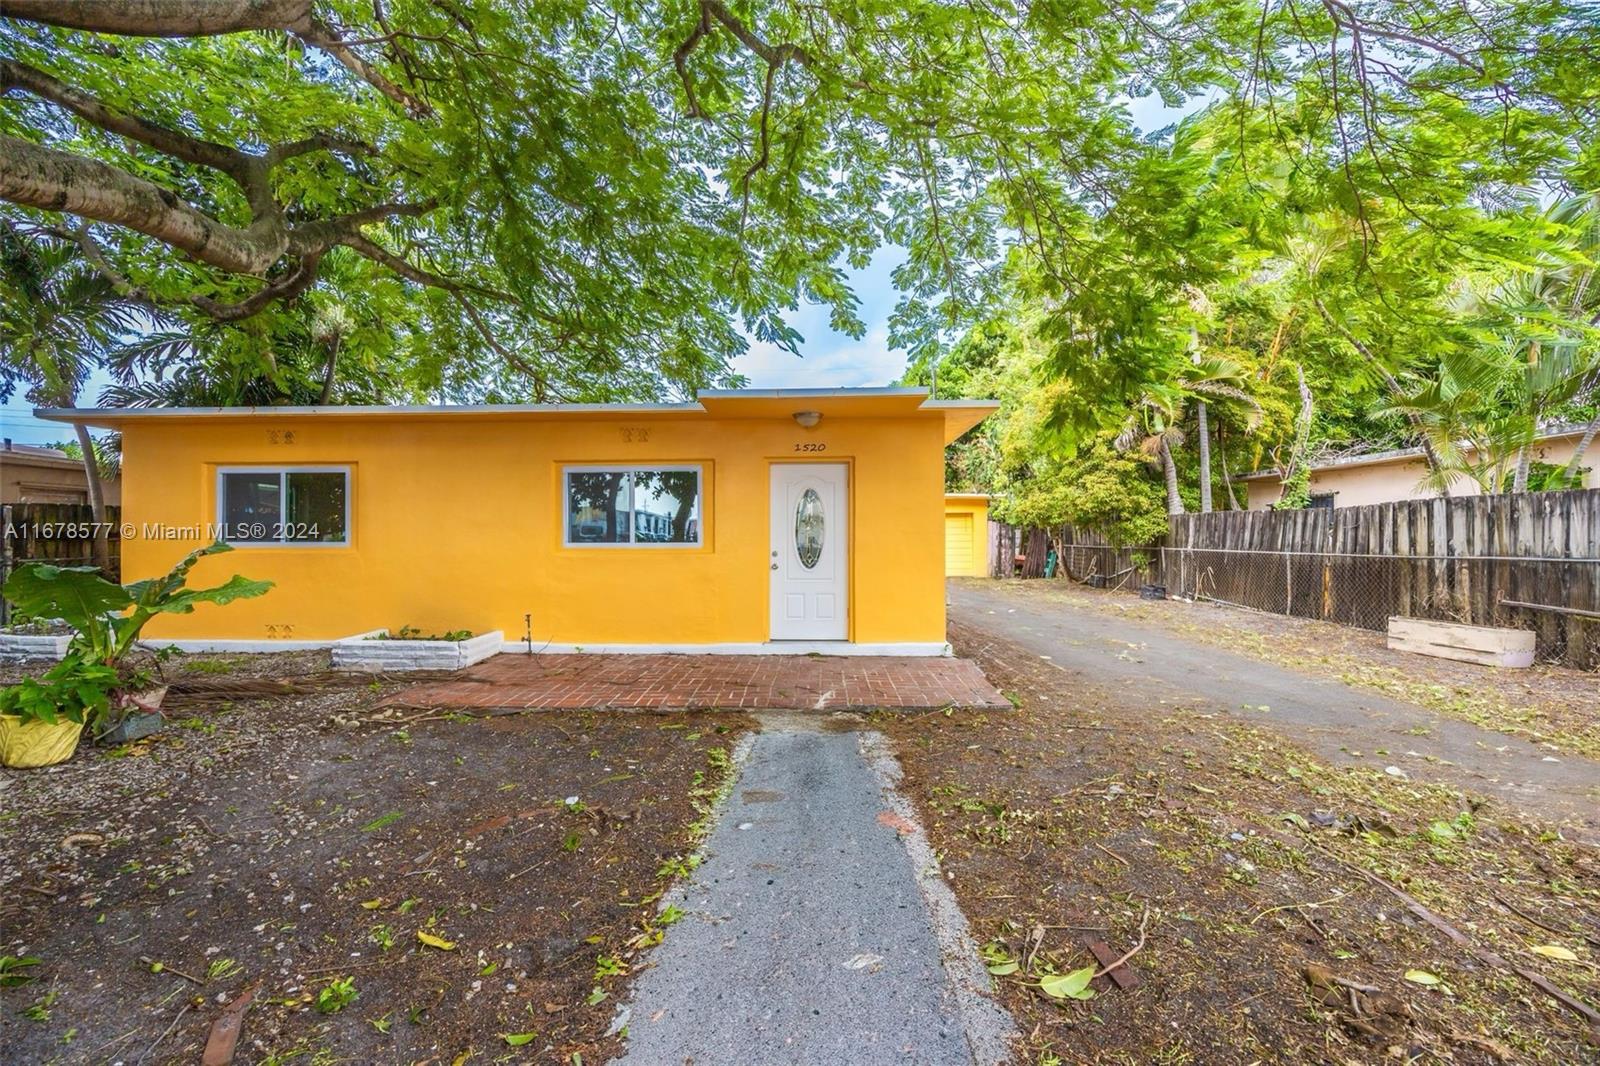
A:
942;496;989;577
119;411;949;645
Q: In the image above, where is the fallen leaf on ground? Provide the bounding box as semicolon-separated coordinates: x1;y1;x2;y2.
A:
417;931;456;951
1039;966;1097;1001
1530;945;1579;962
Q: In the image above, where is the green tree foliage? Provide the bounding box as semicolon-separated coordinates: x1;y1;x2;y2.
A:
6;0;1593;409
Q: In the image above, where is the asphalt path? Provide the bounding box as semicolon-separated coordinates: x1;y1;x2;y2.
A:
612;716;1013;1065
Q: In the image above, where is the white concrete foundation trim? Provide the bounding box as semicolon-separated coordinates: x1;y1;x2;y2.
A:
497;640;953;657
333;629;504;671
135;637;952;659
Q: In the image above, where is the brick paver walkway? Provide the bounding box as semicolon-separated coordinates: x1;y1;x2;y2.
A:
390;653;1010;711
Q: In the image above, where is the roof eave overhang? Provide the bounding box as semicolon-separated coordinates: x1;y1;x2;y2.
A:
35;388;1002;442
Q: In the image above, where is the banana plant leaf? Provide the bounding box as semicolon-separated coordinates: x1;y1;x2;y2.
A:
1;565;131;662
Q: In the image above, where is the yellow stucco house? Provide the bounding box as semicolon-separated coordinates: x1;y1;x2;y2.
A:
39;388;995;655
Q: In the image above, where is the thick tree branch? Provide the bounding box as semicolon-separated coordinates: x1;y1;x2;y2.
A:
186;251;323;319
1;0;308;35
674;0;826;121
1;133;288;274
1;59;252;179
265;132;376;167
2;0;431;116
672;5;713;119
74;219;320;320
699;0;819;69
299;15;431;116
287;199;437;251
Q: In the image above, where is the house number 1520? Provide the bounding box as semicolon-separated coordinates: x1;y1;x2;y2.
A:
793;442;826;452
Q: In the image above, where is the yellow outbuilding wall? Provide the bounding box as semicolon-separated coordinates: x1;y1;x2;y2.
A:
943;494;990;577
112;403;965;646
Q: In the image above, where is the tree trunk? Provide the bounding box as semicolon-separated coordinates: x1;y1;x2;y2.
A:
1511;444;1532;494
1160;438;1184;515
1218;423;1242;510
73;421;111;573
318;336;340;404
1562;414;1600;487
1197;400;1212;513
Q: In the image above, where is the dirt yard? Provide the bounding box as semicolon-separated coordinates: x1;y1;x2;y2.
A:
880;616;1600;1065
0;650;748;1065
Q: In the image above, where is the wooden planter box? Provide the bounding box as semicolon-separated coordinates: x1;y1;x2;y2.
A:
331;629;503;672
1386;617;1535;668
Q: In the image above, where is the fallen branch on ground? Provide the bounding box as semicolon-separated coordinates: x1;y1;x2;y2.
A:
1093;904;1151;978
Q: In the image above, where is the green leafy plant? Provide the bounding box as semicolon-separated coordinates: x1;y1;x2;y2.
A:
373;626;473;642
369;925;396;952
315;977;359;1014
0;653;118;726
2;542;272;669
0;955;42;988
0;543;271;732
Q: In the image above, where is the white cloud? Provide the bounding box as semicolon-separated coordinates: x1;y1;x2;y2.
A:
733;323;908;388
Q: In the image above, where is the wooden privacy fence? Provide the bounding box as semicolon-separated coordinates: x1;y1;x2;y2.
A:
989;489;1600;670
1;503;122;622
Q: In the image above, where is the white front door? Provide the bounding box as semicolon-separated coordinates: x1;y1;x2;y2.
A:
769;463;848;641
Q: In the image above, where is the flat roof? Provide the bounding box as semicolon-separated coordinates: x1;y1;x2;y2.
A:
36;387;999;445
1239;422;1592;481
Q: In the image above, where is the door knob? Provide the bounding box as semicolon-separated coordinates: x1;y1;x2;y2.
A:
771;563;779;570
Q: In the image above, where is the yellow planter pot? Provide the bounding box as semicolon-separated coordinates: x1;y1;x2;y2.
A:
0;714;84;769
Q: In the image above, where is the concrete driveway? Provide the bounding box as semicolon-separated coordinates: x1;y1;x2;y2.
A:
947;580;1600;836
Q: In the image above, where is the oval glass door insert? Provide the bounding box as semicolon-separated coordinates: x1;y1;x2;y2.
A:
794;488;825;568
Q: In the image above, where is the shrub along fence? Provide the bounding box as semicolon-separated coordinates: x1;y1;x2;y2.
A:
1;503;122;624
987;488;1600;670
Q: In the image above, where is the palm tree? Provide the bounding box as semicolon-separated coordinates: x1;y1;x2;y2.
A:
0;221;144;564
1401;191;1600;494
1117;384;1188;514
1116;355;1262;515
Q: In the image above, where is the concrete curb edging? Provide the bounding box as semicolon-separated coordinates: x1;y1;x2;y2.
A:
331;629;504;672
861;730;1019;1066
0;632;71;661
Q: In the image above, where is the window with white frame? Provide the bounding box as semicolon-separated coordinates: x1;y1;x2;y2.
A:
563;466;701;546
217;467;350;545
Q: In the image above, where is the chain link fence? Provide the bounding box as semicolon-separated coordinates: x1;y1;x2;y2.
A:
1156;546;1600;669
991;489;1600;670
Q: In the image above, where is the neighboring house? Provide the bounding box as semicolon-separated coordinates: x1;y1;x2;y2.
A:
1239;424;1598;510
0;439;121;505
943;493;990;577
38;388;996;653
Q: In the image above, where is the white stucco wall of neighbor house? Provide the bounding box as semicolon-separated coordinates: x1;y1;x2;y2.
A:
1243;433;1596;510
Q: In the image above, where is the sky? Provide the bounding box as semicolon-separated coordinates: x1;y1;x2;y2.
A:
0;95;1194;447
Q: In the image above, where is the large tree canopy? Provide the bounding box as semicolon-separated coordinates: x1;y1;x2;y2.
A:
2;0;1594;408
